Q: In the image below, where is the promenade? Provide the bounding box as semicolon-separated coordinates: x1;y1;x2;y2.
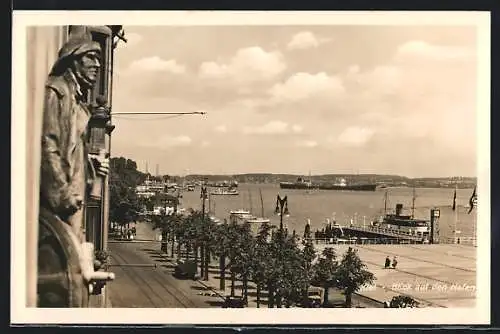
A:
107;222;225;307
108;222;476;308
313;243;477;307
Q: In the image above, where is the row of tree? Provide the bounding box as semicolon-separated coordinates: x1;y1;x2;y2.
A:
109;156;419;308
151;210;376;308
109;157;175;228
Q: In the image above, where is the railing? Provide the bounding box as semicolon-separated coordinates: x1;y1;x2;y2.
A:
440;236;477;246
345;225;426;241
312;238;425;245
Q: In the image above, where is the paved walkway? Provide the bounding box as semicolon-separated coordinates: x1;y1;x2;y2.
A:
125;222;476;308
107;222;225;307
129;222;258;307
313;243;477;307
131;223;378;308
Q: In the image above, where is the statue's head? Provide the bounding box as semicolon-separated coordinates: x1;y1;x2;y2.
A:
51;32;102;88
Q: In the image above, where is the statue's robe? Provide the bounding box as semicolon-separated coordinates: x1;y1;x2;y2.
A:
40;69;96;240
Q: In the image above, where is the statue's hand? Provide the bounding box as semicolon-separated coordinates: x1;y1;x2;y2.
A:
61;194;84;217
89;153;109;177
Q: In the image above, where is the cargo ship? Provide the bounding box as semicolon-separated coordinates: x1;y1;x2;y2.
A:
279;177;377;192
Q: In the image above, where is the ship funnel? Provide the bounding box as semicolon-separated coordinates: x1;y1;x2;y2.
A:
395;204;403;216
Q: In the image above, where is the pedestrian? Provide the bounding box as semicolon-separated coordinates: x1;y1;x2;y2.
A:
385;256;391;269
392;256;398;269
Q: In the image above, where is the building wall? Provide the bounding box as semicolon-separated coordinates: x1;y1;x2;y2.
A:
25;26;69;307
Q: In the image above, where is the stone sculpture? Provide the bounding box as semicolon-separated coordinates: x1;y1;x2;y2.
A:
38;30;113;307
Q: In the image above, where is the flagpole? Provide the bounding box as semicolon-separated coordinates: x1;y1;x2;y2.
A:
473;210;476;247
454;183;458;244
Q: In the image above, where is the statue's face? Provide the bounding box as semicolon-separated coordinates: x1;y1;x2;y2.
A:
73;50;101;86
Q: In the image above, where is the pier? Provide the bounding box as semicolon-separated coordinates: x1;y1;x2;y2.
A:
342;225;426;243
313;225;476;246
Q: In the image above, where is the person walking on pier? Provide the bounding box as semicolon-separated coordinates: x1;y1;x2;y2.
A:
392;256;398;269
385;256;391;269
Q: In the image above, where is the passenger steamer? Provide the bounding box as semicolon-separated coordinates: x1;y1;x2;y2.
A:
373;189;430;236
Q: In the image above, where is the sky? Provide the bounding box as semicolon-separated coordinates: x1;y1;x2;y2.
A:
110;25;478;178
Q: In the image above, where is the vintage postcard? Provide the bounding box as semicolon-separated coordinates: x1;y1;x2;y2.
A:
11;10;490;325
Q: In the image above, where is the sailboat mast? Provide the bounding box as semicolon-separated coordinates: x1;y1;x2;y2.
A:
259;188;264;218
208;192;212;214
248;189;253;214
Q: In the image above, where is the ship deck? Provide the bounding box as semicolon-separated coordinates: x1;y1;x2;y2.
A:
314;243;477;307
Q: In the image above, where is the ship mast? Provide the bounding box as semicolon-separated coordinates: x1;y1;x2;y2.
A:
411;186;416;219
384;190;388;215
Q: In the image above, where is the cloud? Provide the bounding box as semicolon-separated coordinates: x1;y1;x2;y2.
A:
337;127;375;147
201;140;211;147
243;120;298;135
128;56;186;74
395;40;475;62
124;32;143;46
287;31;331;50
154;135;193;148
269;72;345;102
214;125;228;133
199;46;286;83
348;65;360;75
296;140;318;148
292;125;303;133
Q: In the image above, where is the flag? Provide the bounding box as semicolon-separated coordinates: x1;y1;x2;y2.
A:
468;186;477;214
452;189;457;211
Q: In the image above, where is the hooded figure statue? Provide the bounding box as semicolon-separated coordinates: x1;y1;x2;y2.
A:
40;31;108;242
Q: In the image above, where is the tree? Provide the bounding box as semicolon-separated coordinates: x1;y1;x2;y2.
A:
109;157;144;228
154;213;184;257
212;221;231;291
390;295;419;308
279;234;310;307
232;222;254;303
335;247;376;308
224;220;248;298
302;237;316;300
311;247;337;306
250;222;274;308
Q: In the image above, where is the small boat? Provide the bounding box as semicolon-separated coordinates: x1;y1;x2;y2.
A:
210;188;239;196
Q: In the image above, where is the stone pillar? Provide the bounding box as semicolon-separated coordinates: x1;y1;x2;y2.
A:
26;26;69;308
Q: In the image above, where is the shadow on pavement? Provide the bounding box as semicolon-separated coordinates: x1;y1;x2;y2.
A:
250;299;269;306
140;248;157;253
190;285;211;291
208;269;220;274
205;300;225;307
149;256;171;263
247;290;269;298
160;264;176;270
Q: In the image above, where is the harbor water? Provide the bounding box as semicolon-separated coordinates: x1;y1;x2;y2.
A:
179;183;477;240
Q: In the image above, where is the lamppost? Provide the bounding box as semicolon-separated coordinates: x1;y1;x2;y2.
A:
274;194;290;308
200;185;209;280
274;195;290;233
